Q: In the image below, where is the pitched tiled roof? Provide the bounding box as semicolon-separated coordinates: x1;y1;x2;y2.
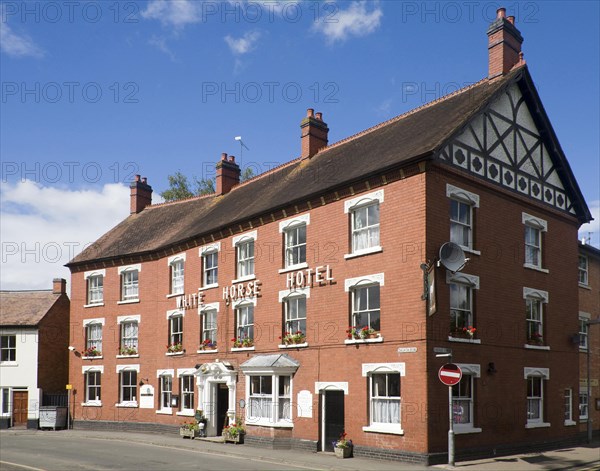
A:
68;69;524;267
0;290;61;326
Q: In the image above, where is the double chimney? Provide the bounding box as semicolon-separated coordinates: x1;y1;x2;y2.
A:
216;153;241;196
487;7;525;80
301;109;329;159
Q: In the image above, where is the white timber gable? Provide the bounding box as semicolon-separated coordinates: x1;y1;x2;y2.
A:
438;83;574;215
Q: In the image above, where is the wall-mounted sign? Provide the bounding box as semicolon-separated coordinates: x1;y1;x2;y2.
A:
176;292;205;310
223;280;261;303
139;385;154;409
397;347;417;353
297;390;313;418
286;265;333;289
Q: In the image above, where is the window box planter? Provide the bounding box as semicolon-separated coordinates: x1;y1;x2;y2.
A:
222;430;245;444
180;427;200;439
334;446;352;459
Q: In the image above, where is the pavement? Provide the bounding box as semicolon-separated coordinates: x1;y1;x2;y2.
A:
1;428;599;470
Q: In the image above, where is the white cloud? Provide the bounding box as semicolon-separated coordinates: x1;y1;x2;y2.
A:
224;31;261;55
312;1;382;44
0;21;43;58
0;181;130;292
141;0;201;28
579;199;600;248
148;35;177;61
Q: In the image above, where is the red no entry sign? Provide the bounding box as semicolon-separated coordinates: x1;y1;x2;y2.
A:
438;363;462;386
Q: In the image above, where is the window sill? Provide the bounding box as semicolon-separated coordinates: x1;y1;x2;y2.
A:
176;411;195;417
345;336;383;345
524;344;550;351
0;362;18;367
462;247;481;256
278;263;309;274
454;426;482;434
247;420;293;429
525;422;551;429
579;418;589;423
196;349;218;354
448;336;481;344
117;299;140;305
84;303;104;308
156;409;172;415
579;347;588;352
344;246;383;260
166;293;184;299
279;343;308;349
115;403;138;408
82;356;103;360
198;284;218;291
166;351;184;356
232;274;256;284
564;420;577;426
81;402;102;407
579;283;591;290
116;354;139;359
523;264;549;274
231;346;255;352
362;425;404;435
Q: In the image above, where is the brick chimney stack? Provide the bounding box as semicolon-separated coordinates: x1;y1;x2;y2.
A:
216;153;241;196
487;7;525;80
300;109;329;159
130;175;153;214
53;278;66;295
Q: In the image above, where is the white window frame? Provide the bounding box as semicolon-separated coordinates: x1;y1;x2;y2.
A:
280;215;310;270
116;364;140;407
351;284;381;333
158;373;173;413
564;388;575;426
522;213;547;271
83;318;105;357
447;272;480;341
523;288;549;348
344;190;383;258
233;231;257;281
179;371;196;414
0;334;16;363
524;367;550;428
235;302;254;346
199;303;219;350
579;312;590;350
168;255;185;296
245;374;294;427
453;364;482;434
447;184;480;253
167;310;184;350
578;255;589;286
362;363;405;435
82;365;103;406
118;264;141;302
284;294;307;338
84;269;105;306
579;391;589;421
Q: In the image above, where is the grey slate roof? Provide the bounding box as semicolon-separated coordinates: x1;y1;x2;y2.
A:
0;290;61;327
67;66;590;267
240;354;300;369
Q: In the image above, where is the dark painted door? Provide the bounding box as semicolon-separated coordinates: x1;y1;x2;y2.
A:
323;391;344;451
13;391;28;425
216;384;229;435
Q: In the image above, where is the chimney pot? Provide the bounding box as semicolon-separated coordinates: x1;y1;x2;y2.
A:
221;152;228;161
507;15;515;24
306;108;314;118
497;7;506;18
229;155;235;163
134;174;141;182
52;278;67;295
142;177;147;184
315;112;323;121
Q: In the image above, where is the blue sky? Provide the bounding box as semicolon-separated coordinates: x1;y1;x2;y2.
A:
1;1;599;289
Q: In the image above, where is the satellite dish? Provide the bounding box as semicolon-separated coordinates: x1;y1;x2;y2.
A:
438;242;467;273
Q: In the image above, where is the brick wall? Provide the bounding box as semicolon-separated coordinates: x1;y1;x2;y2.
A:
38;293;70;394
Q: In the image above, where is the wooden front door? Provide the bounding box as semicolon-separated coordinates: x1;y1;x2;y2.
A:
13;391;28;425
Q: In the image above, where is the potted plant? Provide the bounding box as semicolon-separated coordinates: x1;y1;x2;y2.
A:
346;326;378;340
199;339;216;350
333;432;353;458
119;345;137;356
82;346;101;357
449;326;476;339
280;330;306;345
180;421;200;439
222;417;245;444
528;332;543;345
231;336;253;348
166;343;183;353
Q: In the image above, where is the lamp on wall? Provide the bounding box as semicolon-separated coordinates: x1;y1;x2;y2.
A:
138;378;150;386
487;362;497;374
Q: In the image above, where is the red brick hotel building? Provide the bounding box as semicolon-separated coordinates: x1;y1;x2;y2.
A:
67;9;594;464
